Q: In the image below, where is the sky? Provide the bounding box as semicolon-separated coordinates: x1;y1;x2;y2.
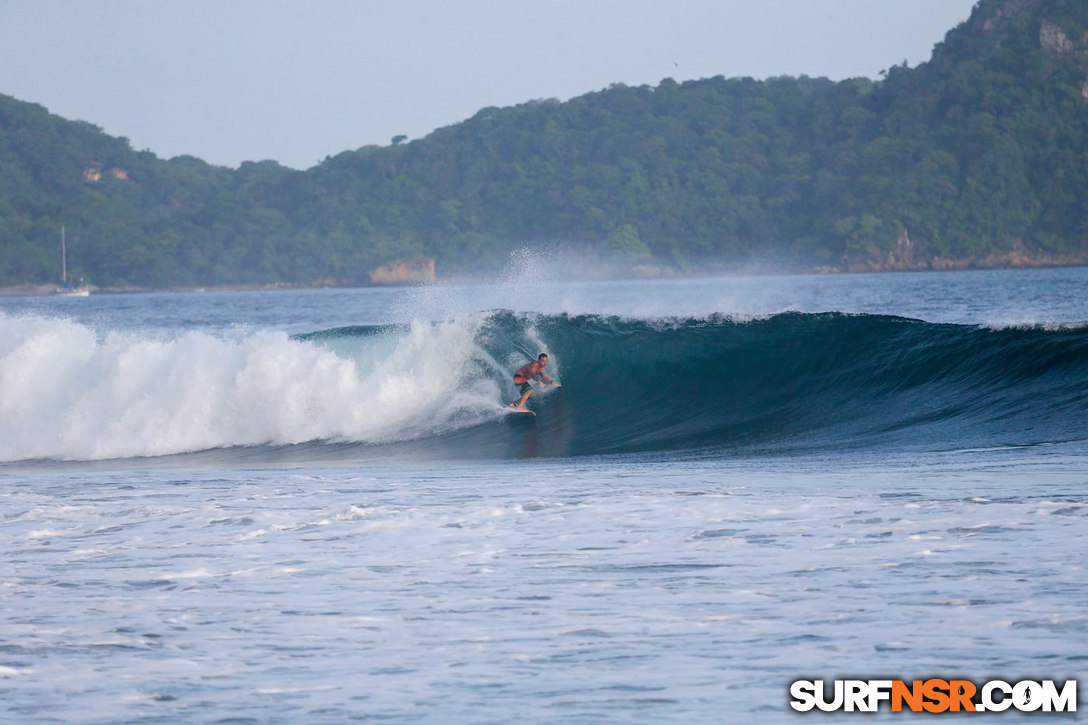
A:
0;0;979;170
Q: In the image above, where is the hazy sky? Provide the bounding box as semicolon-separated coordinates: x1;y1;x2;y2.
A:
0;0;978;170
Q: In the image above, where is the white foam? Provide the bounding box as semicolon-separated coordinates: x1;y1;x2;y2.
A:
0;312;509;461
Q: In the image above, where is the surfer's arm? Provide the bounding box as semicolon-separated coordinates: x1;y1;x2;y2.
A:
536;373;559;386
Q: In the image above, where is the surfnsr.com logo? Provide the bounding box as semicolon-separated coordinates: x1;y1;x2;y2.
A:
789;679;1077;713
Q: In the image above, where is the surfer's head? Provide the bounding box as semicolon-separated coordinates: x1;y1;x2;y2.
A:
538;353;548;364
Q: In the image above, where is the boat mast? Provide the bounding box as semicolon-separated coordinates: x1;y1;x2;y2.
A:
61;225;68;286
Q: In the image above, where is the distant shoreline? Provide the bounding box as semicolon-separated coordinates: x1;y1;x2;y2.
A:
0;280;362;297
3;258;1087;297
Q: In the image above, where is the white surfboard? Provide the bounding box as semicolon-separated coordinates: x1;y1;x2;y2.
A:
507;407;536;416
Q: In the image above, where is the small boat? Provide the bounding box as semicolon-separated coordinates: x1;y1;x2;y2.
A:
59;285;91;297
57;226;91;296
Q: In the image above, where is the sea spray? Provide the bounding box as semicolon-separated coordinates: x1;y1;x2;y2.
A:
0;313;515;461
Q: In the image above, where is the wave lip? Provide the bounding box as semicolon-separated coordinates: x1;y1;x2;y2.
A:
453;310;1088;458
2;310;1087;463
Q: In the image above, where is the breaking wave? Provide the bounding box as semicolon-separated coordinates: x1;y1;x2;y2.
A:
3;310;1087;463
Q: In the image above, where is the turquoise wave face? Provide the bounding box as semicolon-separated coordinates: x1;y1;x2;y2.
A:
4;310;1085;464
299;311;1088;460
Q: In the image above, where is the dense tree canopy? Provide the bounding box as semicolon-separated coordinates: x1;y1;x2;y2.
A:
2;0;1087;288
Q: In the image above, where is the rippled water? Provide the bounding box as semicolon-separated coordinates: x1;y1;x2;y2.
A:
4;453;1085;722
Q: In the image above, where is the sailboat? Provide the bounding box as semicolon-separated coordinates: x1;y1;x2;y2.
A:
58;225;91;296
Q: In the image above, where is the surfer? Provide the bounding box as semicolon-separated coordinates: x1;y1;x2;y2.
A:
510;353;560;410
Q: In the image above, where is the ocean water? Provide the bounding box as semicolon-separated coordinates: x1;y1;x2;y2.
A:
1;266;1086;722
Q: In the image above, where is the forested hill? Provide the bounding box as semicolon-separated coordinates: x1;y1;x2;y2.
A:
2;0;1088;289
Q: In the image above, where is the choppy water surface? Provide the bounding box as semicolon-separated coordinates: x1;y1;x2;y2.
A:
1;267;1086;722
4;454;1086;722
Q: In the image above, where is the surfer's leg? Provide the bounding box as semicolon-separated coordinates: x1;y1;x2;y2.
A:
510;383;532;409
